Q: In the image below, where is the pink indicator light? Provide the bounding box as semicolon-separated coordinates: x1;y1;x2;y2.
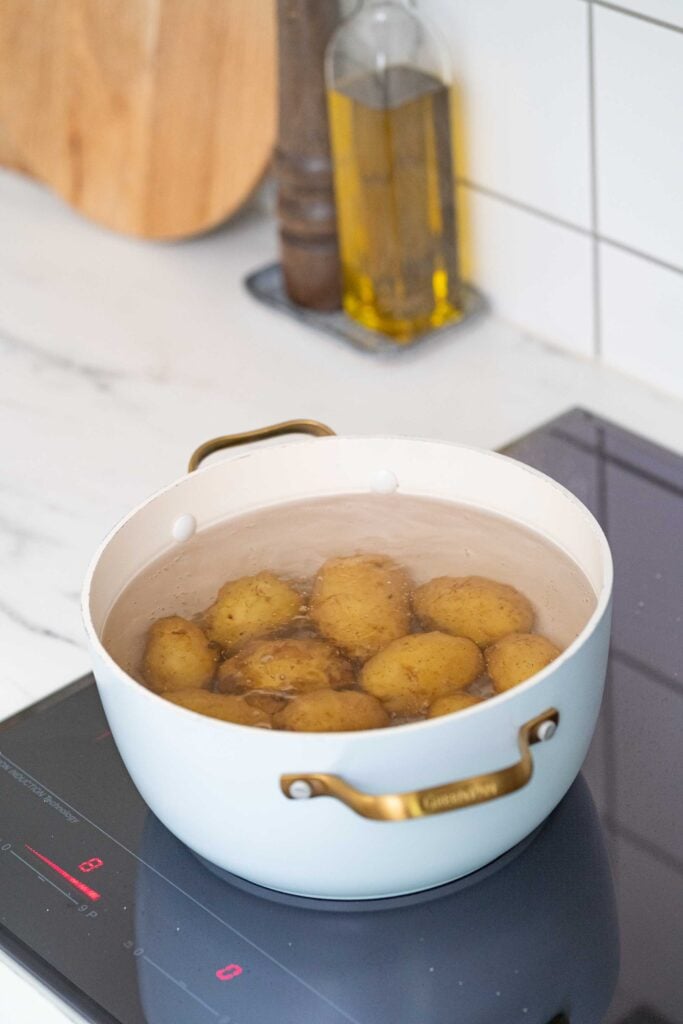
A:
216;964;243;982
25;845;102;902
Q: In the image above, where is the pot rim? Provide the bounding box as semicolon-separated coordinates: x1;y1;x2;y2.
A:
81;434;614;741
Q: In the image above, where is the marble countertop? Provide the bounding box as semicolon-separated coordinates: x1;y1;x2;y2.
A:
1;168;682;1021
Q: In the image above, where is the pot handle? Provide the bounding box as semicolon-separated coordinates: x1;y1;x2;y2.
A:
280;708;559;821
188;420;336;472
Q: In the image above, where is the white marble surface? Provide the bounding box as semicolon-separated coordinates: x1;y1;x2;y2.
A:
1;168;683;1022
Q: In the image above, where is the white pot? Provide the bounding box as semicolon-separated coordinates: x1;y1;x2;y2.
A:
82;422;613;900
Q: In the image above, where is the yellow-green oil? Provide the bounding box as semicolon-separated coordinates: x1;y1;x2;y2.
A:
328;67;462;343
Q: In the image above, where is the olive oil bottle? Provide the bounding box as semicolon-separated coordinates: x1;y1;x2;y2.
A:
326;2;461;343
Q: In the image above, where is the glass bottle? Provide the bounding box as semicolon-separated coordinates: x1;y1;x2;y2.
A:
326;0;462;343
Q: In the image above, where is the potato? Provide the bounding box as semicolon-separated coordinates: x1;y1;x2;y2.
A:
361;632;484;716
310;554;411;660
428;692;483;719
245;692;291;716
486;633;561;692
274;689;389;733
216;638;353;695
164;688;272;727
202;572;302;652
142;616;217;693
413;575;534;648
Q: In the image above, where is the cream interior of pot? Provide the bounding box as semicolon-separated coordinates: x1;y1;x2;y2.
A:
102;492;597;682
87;438;611;653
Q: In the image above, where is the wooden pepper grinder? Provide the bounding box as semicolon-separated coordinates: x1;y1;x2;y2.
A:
276;0;341;311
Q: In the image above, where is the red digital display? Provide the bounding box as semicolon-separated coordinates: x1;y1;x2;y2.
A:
25;845;102;902
79;858;104;873
216;964;243;982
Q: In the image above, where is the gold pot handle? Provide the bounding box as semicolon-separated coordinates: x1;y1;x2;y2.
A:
281;709;559;821
188;419;336;472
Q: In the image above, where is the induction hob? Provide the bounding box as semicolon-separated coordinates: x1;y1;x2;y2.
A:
1;408;681;1024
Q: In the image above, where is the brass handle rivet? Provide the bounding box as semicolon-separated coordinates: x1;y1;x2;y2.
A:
536;720;557;742
289;780;313;799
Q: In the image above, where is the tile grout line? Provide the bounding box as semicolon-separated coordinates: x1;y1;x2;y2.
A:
456;179;683;279
590;0;683;36
599;234;683;277
456;178;589;237
587;0;603;359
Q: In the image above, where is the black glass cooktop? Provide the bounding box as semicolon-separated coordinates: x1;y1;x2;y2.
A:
1;408;682;1024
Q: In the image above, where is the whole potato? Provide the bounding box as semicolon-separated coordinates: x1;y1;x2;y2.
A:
413;575;534;648
216;637;353;695
274;689;389;733
486;633;560;692
428;692;483;719
361;632;484;716
142;616;217;693
164;688;272;727
310;554;411;660
202;572;302;652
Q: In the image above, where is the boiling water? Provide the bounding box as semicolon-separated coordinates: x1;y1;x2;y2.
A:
103;493;597;684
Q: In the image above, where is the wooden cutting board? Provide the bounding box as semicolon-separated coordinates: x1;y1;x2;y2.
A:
0;0;276;239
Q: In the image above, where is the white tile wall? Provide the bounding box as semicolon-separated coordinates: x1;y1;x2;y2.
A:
420;0;592;228
594;6;683;270
600;243;683;394
457;185;594;357
415;0;683;397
